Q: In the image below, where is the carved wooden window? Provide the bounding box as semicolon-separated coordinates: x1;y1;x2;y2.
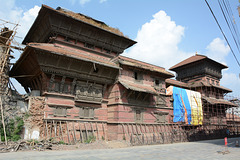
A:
135;109;143;123
156;95;166;107
134;72;143;81
75;81;103;103
127;91;150;105
79;107;94;119
84;43;95;49
156;114;167;123
63;84;71;94
54;107;67;117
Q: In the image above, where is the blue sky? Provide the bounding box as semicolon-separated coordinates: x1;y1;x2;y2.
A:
0;0;240;96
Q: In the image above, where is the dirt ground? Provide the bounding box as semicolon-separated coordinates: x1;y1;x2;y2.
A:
52;140;131;151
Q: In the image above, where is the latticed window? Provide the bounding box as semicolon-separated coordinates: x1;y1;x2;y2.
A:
135;109;143;123
54;107;67;117
79;107;94;119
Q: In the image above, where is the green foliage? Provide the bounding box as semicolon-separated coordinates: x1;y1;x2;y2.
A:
59;140;65;144
85;135;96;143
123;136;126;140
102;136;105;141
0;116;24;142
24;113;31;120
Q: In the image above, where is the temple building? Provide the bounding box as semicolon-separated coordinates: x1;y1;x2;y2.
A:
10;5;239;144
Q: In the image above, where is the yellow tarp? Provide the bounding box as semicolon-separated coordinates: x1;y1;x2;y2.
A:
186;90;203;125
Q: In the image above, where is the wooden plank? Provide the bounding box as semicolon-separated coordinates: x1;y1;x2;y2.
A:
50;121;53;138
131;124;142;144
84;122;89;140
102;123;106;141
90;122;95;139
78;121;84;143
46;120;48;139
53;120;56;137
121;124;128;140
95;122;99;140
66;121;70;144
59;121;64;141
73;122;77;143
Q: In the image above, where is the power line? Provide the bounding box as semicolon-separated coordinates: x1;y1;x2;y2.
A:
205;0;240;68
218;0;240;54
222;0;240;52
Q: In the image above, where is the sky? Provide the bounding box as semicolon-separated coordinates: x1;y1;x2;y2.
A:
0;0;240;96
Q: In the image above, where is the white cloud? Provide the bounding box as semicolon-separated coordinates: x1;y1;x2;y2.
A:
0;0;23;23
205;38;230;64
124;10;193;70
0;0;40;94
17;5;40;38
99;0;107;3
72;0;107;5
221;73;240;96
79;0;91;5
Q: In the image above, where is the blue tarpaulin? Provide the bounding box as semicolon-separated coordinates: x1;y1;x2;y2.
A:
172;86;192;124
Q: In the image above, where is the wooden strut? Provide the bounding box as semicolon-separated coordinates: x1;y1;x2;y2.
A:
84;122;89;140
66;122;70;144
46;120;48;139
78;122;84;143
73;122;77;144
53;120;56;137
90;122;95;139
144;124;149;144
102;123;106;141
59;121;63;141
95;122;99;140
50;121;53;138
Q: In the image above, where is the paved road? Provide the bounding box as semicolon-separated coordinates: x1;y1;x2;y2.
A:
1;137;240;160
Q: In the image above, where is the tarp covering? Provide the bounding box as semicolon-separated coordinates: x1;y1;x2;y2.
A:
167;86;203;125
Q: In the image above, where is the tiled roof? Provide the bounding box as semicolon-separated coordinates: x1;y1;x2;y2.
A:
116;56;174;77
169;54;228;70
202;96;237;107
55;6;125;37
28;43;119;69
118;79;158;95
166;79;232;93
188;81;232;92
165;79;188;88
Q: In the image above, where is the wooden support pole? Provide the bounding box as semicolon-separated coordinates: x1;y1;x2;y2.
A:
53;120;56;137
73;122;77;143
84;122;89;140
90;122;95;139
66;121;70;144
95;122;99;140
78;122;84;142
50;121;53;138
46;120;48;139
59;121;63;141
0;96;7;145
102;123;106;141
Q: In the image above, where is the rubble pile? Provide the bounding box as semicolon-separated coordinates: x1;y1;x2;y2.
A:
24;97;45;138
0;140;53;153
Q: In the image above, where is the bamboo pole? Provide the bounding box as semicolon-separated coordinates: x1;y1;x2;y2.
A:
0;96;7;145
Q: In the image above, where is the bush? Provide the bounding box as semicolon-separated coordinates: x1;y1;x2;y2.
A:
85;135;96;143
0;116;24;142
